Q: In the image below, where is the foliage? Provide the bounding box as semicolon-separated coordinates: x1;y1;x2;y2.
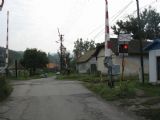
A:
56;73;160;120
69;57;77;73
136;108;160;120
0;47;23;67
112;7;160;40
0;76;12;101
73;38;96;59
57;51;72;74
48;53;60;64
20;48;49;75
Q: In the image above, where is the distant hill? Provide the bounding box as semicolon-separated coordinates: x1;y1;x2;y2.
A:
0;47;23;67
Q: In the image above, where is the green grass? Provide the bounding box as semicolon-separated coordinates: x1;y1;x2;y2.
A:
136;108;160;120
141;97;160;106
84;81;136;101
57;73;160;120
0;76;13;101
56;73;107;83
57;73;160;99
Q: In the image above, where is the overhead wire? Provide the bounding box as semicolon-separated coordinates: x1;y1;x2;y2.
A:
93;0;159;40
88;0;133;37
131;0;159;15
93;0;134;39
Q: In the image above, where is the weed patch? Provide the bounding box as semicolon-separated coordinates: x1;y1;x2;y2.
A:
136;108;160;120
0;76;13;101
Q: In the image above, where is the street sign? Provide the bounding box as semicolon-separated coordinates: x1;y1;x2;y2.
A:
118;34;131;42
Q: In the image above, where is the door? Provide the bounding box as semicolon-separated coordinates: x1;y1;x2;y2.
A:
157;57;160;81
90;64;97;74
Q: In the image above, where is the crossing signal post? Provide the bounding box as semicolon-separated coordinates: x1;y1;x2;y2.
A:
118;42;129;82
118;34;131;84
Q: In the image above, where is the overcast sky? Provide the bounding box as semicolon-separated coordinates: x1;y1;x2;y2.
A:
0;0;159;53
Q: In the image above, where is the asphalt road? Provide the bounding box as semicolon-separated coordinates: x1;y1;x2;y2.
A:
0;77;140;120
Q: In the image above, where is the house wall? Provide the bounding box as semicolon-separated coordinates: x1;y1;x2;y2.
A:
149;49;160;83
77;62;89;73
97;49;107;74
97;48;149;76
113;55;149;75
77;57;97;74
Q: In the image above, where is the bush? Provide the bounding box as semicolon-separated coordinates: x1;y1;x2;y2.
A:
0;75;12;101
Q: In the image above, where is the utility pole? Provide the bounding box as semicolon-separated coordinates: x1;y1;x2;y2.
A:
0;0;4;11
136;0;144;83
15;60;18;78
5;11;9;76
57;28;64;73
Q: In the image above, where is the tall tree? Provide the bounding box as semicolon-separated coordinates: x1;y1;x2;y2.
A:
21;48;49;75
73;38;96;59
112;7;160;40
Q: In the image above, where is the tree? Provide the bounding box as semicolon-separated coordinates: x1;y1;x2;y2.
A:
73;38;96;59
112;7;160;40
21;48;49;75
48;53;60;65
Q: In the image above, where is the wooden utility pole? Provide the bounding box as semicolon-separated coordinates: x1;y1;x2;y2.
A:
57;29;64;73
0;0;4;11
15;60;18;78
5;11;9;76
136;0;145;83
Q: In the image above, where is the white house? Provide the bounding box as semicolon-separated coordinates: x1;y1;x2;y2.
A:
94;38;150;76
77;49;97;74
144;40;160;84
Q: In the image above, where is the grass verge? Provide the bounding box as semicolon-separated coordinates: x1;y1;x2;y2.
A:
0;76;13;101
57;74;160;120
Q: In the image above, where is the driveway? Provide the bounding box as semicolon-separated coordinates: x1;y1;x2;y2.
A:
0;77;140;120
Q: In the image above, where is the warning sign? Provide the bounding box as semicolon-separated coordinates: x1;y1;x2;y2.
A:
118;34;131;42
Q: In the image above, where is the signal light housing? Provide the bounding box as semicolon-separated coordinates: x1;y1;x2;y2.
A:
119;44;128;53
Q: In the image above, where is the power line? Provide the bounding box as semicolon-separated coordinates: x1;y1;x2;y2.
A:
111;0;133;23
93;0;159;40
131;0;158;15
88;0;133;37
90;1;134;39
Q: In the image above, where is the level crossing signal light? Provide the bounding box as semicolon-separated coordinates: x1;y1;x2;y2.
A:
119;44;128;53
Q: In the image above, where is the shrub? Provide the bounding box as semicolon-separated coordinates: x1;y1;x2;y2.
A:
0;75;12;101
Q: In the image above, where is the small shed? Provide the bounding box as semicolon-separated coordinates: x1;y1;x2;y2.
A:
144;40;160;84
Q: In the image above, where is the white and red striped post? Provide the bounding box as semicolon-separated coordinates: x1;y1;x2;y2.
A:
105;0;111;57
5;11;9;69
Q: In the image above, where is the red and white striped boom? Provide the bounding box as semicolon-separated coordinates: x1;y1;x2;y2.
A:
105;0;111;57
